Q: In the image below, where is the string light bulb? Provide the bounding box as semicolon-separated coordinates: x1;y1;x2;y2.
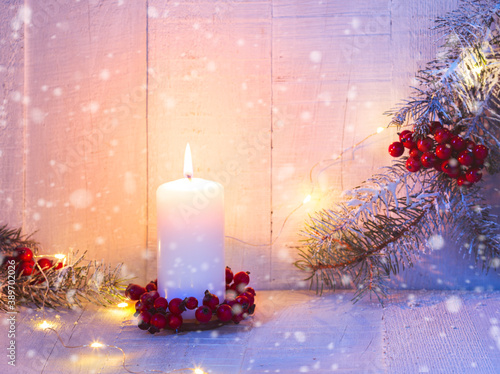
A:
39;320;52;330
303;194;312;204
193;369;206;374
117;302;128;308
54;254;66;260
89;341;105;348
376;126;385;133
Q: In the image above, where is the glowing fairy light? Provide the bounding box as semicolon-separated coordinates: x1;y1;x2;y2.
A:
376;126;385;133
89;341;104;348
117;302;128;308
303;194;312;204
54;254;66;260
39;320;52;330
193;368;206;374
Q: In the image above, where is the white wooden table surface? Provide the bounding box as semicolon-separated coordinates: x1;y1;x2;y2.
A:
2;290;499;374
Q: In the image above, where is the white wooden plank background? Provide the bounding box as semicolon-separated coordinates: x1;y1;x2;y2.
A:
0;0;499;292
0;1;25;228
1;290;499;373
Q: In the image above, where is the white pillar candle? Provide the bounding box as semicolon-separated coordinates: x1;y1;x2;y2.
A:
157;144;225;319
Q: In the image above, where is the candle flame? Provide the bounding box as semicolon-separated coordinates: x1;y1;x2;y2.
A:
184;143;193;179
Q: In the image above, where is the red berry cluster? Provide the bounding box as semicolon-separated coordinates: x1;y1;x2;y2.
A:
126;266;256;334
1;247;64;276
388;121;489;186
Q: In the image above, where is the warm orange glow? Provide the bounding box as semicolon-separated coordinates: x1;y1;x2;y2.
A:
193;369;206;374
303;194;312;204
39;320;52;329
90;341;104;348
117;302;128;308
184;143;193;179
54;254;66;260
376;127;385;134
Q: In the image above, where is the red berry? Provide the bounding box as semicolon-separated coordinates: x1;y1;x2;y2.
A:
457;174;472;187
388;142;405;157
409;148;421;158
244;287;256;296
435;144;452;159
450;136;466;151
232;313;246;324
153;297;168;310
230;282;246;294
472;158;484;169
184;296;198;310
195;306;213;323
417;138;434;152
400;132;416;149
398;130;412;142
135;300;147;313
420;152;437;168
434;128;452;144
225;288;238;302
54;262;64;270
235;295;250;312
433;158;443;172
216;304;233;322
465;140;476;150
441;159;460;178
138;311;151;330
429;121;443;134
15;247;33;262
457;150;474;166
233;271;250;286
225;266;234;284
474;144;489;160
17;262;34;276
203;290;220;310
147;290;160;300
405;157;421;172
167;313;183;330
150;313;167;329
168;298;186;315
240;291;255;306
140;292;155;309
466;169;483;183
139;310;152;324
145;282;157;292
126;284;147;301
37;258;53;270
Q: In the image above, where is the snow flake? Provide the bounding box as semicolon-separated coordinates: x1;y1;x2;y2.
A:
428;235;445;250
309;51;322;63
294;331;306;343
99;69;110;80
69;189;93;209
445;296;462;313
148;6;159;18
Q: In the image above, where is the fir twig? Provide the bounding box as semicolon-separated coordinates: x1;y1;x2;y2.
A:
297;0;500;303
